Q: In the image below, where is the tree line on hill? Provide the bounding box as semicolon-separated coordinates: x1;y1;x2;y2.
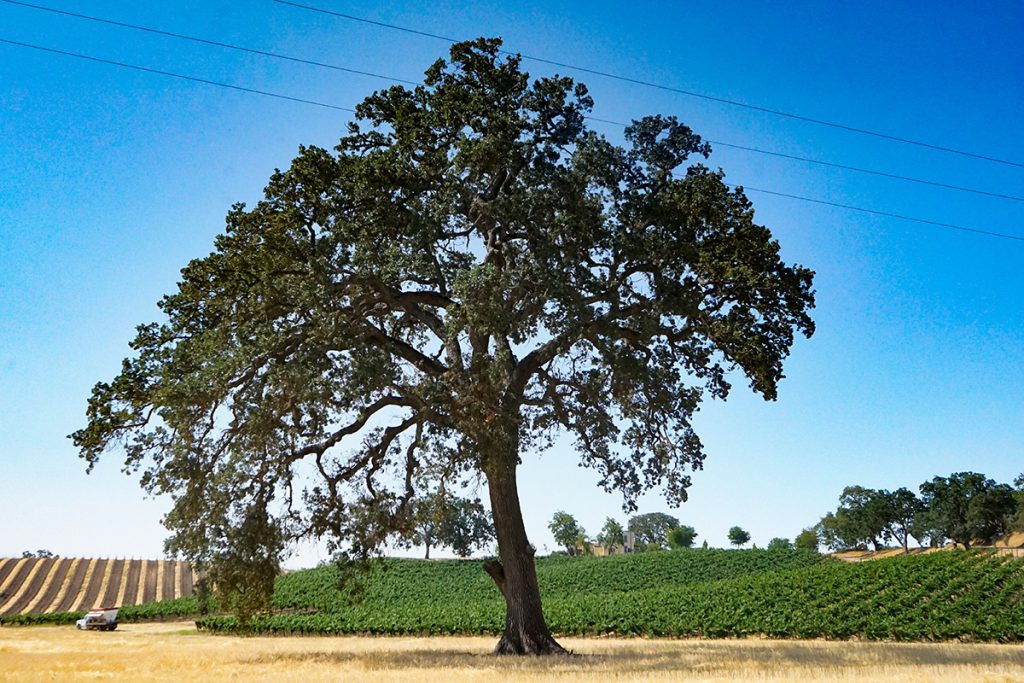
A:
322;492;773;559
816;471;1024;552
546;511;813;555
369;467;1024;560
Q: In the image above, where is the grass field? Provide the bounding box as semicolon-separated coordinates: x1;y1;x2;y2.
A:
2;622;1024;682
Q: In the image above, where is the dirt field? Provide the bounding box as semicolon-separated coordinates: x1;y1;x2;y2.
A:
0;558;196;616
2;622;1024;682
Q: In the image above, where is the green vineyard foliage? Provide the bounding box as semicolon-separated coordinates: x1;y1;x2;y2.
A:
197;550;1024;641
6;549;1023;641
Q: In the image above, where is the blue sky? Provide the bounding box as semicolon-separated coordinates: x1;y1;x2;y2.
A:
1;1;1022;566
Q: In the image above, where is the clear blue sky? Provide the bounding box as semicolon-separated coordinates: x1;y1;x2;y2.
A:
1;1;1022;566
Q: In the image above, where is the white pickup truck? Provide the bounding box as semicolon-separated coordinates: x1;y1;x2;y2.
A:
76;607;119;631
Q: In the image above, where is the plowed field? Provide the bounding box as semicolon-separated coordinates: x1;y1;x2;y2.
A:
0;558;196;616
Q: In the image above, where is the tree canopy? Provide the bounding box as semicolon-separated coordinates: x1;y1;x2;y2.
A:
1012;474;1024;532
794;528;819;552
878;487;923;551
596;517;625;553
916;472;1016;548
815;474;1019;552
409;492;494;559
667;525;698;549
628;512;681;550
727;526;751;547
548;511;585;555
818;486;889;551
817;486;924;552
71;38;815;654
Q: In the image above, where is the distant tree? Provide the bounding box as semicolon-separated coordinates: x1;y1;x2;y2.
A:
910;512;946;548
727;526;751;547
667;525;698;549
21;549;54;558
701;539;709;550
411;493;447;560
548;512;585;556
794;528;819;552
820;486;924;552
628;513;680;551
818;512;854;550
877;488;924;552
818;485;920;551
411;493;494;559
596;518;625;554
917;472;1017;548
835;486;889;550
1011;474;1024;532
767;537;792;550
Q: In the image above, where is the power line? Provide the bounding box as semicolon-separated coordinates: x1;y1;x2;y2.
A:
6;0;1018;204
271;0;1024;170
0;0;419;87
586;116;1024;203
732;186;1024;243
1;37;1020;244
711;141;1024;203
0;38;354;113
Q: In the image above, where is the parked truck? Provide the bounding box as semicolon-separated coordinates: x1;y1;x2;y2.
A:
76;606;118;631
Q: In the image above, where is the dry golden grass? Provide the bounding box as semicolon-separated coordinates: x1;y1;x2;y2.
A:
996;532;1024;548
2;622;1024;682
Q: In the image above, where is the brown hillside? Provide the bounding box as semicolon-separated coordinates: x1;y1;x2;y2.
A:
0;558;196;616
833;533;1024;562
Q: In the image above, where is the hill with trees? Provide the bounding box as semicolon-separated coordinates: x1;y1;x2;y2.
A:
186;549;1021;641
817;471;1023;552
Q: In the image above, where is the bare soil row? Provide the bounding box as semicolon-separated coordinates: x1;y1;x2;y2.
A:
0;558;197;616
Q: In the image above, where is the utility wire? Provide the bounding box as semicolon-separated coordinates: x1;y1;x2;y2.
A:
0;0;419;86
586;116;1024;203
0;38;354;112
712;141;1024;203
272;0;1024;170
733;186;1024;243
4;0;1018;204
1;37;1020;243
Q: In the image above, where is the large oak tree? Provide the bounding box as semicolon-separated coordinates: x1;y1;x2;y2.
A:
72;38;814;654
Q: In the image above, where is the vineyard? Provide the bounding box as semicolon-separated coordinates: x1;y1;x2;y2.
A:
0;557;196;618
4;549;1024;642
196;550;1024;641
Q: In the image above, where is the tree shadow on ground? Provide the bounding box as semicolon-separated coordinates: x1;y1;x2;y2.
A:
242;640;1024;675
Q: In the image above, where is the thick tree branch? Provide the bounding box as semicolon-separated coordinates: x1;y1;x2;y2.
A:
361;323;448;376
286;395;417;461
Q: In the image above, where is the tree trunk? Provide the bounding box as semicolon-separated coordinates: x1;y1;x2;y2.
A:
484;452;567;655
